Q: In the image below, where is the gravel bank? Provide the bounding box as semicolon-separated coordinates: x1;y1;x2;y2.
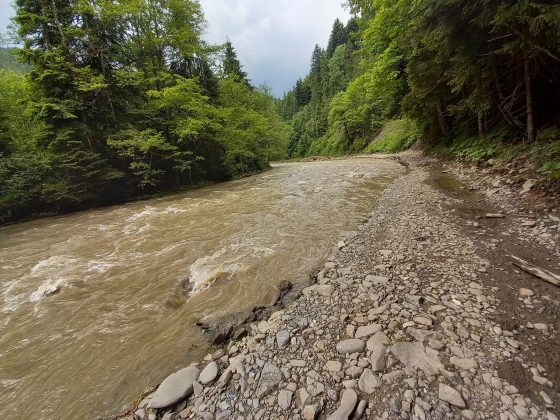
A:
121;152;559;420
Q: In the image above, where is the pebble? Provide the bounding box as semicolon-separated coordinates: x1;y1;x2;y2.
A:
336;339;366;354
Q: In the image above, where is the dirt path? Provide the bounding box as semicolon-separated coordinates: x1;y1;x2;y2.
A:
126;152;559;420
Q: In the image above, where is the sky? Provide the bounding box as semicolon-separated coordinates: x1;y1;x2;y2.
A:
0;0;350;96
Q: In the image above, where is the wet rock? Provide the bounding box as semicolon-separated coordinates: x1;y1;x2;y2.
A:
327;389;358;420
148;366;200;409
336;339;366;354
438;383;466;408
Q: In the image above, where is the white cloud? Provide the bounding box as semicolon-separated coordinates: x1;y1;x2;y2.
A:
199;0;350;96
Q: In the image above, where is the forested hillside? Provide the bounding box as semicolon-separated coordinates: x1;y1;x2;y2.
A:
282;0;560;178
0;0;289;224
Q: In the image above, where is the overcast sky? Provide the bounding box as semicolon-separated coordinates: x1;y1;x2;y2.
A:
0;0;350;96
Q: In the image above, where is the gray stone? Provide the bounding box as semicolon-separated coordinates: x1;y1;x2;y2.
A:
326;360;343;373
413;316;433;327
303;284;335;297
370;344;386;372
438;383;466;408
278;389;293;410
148;366;200;409
353;400;367;420
276;329;291;348
336;339;366;354
366;331;389;351
257;363;283;397
450;356;478;371
390;342;443;376
303;404;321;420
199;361;218;385
518;288;534;298
358;369;381;394
365;274;389;285
327;389;358;420
355;323;381;339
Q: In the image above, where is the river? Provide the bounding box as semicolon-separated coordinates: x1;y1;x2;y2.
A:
0;158;403;419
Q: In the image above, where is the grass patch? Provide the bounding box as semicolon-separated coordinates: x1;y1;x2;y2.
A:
429;130;560;182
364;119;420;154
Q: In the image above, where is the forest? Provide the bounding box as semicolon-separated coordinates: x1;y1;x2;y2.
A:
0;0;289;224
1;0;560;224
282;0;560;174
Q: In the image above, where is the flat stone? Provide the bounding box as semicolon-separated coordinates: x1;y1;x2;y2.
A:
257;363;283;397
450;356;478;371
276;330;290;348
199;361;218;385
413;316;433;327
303;284;335;297
390;342;443;376
149;366;200;409
367;331;389;351
355;323;381;339
336;339;365;354
365;274;389;285
358;369;381;394
327;389;358;420
278;389;293;410
438;383;466;408
326;360;343;373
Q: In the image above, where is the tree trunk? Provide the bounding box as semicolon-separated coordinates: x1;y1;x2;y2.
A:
478;112;484;138
523;56;535;143
436;100;448;137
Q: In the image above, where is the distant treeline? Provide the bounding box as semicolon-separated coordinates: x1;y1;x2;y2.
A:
281;0;560;175
0;0;289;224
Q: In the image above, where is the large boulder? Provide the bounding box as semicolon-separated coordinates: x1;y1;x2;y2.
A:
148;366;200;409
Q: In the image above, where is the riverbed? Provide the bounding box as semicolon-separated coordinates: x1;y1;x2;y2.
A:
0;157;403;419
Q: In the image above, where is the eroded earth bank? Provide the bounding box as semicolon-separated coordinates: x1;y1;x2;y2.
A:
125;151;560;420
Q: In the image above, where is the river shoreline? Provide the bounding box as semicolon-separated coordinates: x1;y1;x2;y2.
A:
119;151;559;420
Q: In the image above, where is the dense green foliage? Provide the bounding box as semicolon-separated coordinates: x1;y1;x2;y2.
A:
282;1;560;171
0;0;289;223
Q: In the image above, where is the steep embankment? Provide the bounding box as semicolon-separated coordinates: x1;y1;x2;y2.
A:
125;151;559;420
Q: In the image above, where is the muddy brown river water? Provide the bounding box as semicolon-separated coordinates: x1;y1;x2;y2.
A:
0;158;403;419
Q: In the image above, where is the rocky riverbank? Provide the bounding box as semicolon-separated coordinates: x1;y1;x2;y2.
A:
120;151;559;420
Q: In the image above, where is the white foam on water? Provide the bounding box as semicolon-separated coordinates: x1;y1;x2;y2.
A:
26;255;80;304
125;206;158;223
29;278;66;302
2;279;25;313
164;206;188;214
188;243;275;294
86;260;114;274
